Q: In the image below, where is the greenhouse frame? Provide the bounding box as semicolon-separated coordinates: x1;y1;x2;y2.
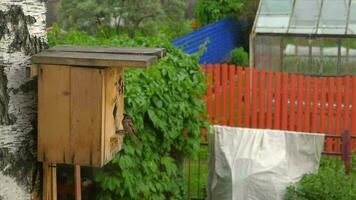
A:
251;0;356;75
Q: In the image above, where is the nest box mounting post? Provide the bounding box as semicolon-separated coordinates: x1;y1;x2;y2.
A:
32;45;165;200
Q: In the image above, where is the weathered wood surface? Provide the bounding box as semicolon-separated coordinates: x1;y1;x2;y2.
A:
103;68;124;165
38;65;123;167
42;163;57;200
49;45;166;58
0;1;47;199
38;65;71;164
70;67;103;166
32;51;158;68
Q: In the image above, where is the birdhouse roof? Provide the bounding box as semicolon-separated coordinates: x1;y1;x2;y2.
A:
32;45;166;68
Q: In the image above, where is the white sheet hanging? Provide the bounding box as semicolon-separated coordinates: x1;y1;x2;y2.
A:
207;126;325;200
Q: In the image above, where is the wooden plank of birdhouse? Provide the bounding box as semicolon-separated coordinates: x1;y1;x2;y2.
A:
70;67;104;166
32;51;158;68
38;65;71;164
103;67;124;165
27;64;40;78
48;45;166;58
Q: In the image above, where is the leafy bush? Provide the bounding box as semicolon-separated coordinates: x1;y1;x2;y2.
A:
58;0;189;38
229;47;249;66
48;29;209;200
195;0;244;26
285;155;356;200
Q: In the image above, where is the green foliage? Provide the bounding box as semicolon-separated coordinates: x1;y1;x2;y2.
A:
285;155;356;200
58;0;189;39
48;29;209;200
156;19;193;41
184;145;209;199
196;0;244;25
239;0;260;21
229;47;249;66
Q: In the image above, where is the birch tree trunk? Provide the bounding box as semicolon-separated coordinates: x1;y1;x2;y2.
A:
0;1;47;199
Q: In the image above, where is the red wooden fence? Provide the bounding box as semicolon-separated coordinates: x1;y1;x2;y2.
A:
202;64;356;154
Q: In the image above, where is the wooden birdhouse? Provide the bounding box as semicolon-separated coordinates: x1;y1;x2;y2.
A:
32;45;165;167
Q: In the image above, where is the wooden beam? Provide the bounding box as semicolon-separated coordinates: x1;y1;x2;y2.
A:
75;165;82;200
48;45;166;58
32;51;158;68
42;163;57;200
25;64;39;78
342;131;352;175
31;64;38;78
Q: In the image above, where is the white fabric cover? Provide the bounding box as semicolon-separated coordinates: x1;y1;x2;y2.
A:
207;126;325;200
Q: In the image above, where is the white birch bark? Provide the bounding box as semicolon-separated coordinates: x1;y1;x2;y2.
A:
0;0;47;199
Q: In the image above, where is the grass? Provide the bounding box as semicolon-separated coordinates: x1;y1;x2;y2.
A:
184;145;209;199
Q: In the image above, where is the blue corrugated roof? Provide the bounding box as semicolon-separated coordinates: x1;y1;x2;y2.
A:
172;18;242;64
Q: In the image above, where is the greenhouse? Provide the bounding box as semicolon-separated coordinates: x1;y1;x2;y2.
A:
251;0;356;75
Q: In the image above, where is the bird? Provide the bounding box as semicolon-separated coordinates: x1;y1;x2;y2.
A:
121;114;140;144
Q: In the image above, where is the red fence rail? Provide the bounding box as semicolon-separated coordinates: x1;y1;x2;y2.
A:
202;64;356;154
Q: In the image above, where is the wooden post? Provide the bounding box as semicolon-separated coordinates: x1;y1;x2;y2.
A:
75;165;82;200
43;163;57;200
342;131;352;175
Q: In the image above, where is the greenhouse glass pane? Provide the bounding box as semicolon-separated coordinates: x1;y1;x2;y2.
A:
341;39;356;74
280;36;346;75
256;16;291;33
256;0;293;33
347;0;356;34
318;0;348;34
260;0;293;14
289;0;322;34
254;35;282;71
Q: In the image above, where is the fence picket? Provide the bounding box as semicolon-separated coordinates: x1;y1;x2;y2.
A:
312;78;319;132
344;76;350;139
297;76;304;132
320;78;327;134
281;73;288;130
244;68;251;127
328;78;335;152
274;73;281;129
304;77;311;132
289;74;296;131
222;64;228;125
214;64;221;124
229;65;235;126
267;71;273;129
251;69;258;128
352;77;356;149
237;67;243;126
259;70;265;128
206;65;213;122
336;77;342;152
320;78;328;151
